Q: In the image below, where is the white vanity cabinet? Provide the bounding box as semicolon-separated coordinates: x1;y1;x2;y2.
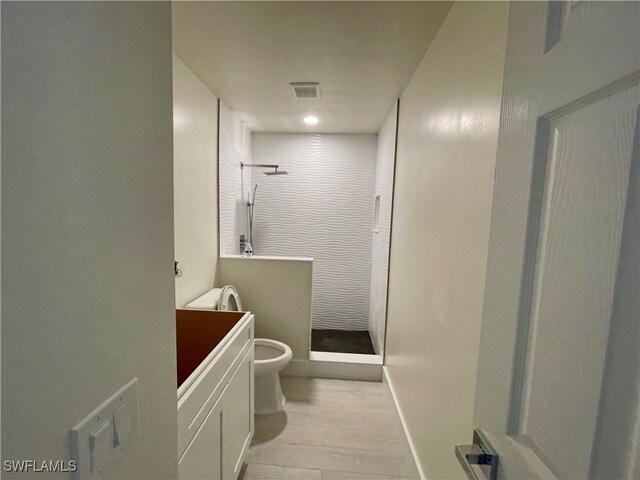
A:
176;309;254;480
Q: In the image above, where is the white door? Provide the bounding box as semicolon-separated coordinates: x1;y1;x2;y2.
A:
469;2;639;479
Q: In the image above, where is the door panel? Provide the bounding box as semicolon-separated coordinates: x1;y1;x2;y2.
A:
541;2;639;116
551;1;613;48
589;116;639;479
521;87;638;479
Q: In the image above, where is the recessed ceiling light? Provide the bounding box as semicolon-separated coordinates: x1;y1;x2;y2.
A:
304;116;319;125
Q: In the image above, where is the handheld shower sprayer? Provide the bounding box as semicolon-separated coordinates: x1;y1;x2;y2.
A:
240;162;288;256
244;184;258;256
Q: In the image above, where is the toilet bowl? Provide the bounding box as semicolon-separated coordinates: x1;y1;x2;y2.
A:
186;286;293;415
254;338;292;414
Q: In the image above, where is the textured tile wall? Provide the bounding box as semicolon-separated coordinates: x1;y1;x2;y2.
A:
368;103;398;354
219;102;252;256
251;133;377;330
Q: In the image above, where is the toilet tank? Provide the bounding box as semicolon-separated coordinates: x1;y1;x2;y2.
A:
186;288;222;309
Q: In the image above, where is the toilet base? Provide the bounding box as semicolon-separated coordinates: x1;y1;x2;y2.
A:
255;372;286;415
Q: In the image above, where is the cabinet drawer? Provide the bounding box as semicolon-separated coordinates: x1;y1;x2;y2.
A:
178;313;253;457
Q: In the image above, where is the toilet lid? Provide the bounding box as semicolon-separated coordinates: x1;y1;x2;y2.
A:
219;285;242;311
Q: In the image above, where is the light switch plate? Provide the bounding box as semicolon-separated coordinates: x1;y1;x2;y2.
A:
70;378;138;479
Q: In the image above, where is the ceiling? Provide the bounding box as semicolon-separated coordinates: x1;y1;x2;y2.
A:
172;2;452;134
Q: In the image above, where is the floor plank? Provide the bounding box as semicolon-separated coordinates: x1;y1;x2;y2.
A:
322;471;408;480
256;442;410;477
242;464;322;480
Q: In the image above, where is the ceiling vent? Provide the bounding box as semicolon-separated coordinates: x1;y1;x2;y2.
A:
290;82;320;100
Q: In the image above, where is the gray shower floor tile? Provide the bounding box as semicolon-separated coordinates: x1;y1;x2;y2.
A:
311;329;376;355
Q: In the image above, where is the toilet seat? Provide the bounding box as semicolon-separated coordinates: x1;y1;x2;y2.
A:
186;285;242;311
219;285;242;311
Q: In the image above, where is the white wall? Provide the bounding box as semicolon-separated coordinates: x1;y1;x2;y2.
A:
251;133;377;331
1;2;177;478
217;257;312;362
384;2;508;478
173;55;219;307
368;102;398;354
219;102;252;256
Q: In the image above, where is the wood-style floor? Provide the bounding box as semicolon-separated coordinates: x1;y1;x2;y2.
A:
240;377;420;480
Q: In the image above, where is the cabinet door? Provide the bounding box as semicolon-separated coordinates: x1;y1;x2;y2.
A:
178;393;223;480
221;348;254;480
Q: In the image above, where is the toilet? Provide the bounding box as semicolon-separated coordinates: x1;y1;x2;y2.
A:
186;286;293;415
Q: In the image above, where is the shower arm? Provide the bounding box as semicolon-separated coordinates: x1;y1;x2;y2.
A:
240;162;286;174
241;162;279;169
240;162;280;168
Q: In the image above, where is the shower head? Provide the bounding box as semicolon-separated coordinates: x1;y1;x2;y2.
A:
241;162;288;176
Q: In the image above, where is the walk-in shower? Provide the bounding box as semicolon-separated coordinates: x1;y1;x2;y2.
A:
219;123;396;362
248;132;390;359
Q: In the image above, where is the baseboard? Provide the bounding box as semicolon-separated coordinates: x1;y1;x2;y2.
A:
281;358;309;377
383;366;426;480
